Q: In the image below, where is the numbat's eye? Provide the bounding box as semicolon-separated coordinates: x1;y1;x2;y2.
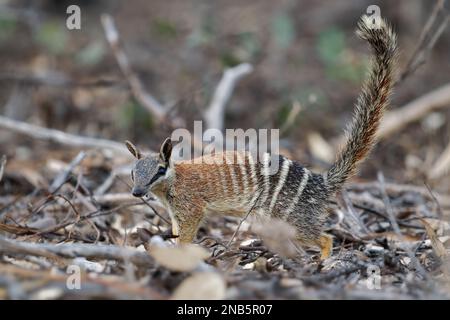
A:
157;167;166;175
131;170;134;181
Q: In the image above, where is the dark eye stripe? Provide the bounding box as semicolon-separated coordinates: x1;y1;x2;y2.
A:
131;171;134;181
147;166;167;186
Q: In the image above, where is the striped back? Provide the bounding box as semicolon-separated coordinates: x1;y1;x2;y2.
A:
173;151;328;222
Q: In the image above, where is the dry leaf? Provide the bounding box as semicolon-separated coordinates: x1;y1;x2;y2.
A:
420;218;450;237
172;272;226;300
307;132;334;163
149;244;210;272
420;218;448;259
383;231;421;243
251;218;298;258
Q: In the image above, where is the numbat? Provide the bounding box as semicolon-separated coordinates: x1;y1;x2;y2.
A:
126;16;397;259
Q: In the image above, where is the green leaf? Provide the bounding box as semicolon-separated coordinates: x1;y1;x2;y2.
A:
152;19;178;39
0;16;17;43
119;100;154;130
238;32;261;59
317;28;345;64
35;21;68;55
186;16;215;48
271;12;295;49
220;52;241;68
317;28;367;83
76;42;105;66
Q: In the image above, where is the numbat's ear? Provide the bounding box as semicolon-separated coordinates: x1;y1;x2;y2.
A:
159;137;172;165
125;140;142;159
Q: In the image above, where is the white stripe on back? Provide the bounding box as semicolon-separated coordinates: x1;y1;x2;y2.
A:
248;153;258;193
216;157;228;194
237;152;248;197
227;154;240;196
259;153;271;206
284;167;310;219
268;158;291;213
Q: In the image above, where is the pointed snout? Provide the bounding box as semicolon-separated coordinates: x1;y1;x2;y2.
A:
132;187;146;198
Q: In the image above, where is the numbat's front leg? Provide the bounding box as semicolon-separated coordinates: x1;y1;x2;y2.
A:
170;200;206;244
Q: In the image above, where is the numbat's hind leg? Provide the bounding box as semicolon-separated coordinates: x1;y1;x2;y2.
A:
295;232;333;259
316;234;333;259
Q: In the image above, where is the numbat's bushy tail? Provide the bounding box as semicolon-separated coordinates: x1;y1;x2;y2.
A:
326;15;398;194
125;16;398;260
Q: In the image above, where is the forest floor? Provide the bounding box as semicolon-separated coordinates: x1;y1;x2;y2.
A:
1;0;450;299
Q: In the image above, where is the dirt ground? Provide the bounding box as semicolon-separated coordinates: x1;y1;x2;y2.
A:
0;0;450;299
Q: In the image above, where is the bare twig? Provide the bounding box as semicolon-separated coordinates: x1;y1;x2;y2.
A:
226;190;262;247
0;235;154;267
0;264;164;299
377;172;429;280
378;83;450;139
101;14;180;126
0;192;162;208
340;190;370;236
0;71;124;88
0;155;6;182
0;115;128;154
398;0;449;83
49;151;86;193
204;63;253;131
94;164;132;196
429;142;450;180
349;181;450;208
280;100;303;135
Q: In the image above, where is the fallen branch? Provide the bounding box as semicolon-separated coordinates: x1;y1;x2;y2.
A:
0;155;6;182
94;165;131;196
93;192;161;207
204;63;253;131
0;71;124;88
280;100;303;135
378;83;450;139
348;181;450;208
429;142;450;180
397;0;449;83
49;151;86;193
0;115;128;154
377;172;429;280
0;235;154;268
101;14;182;126
0;264;164;299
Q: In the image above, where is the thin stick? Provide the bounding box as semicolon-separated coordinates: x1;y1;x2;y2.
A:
101;14;176;124
0;115;128;154
0;264;164;299
49;151;86;193
204;63;253;131
0;235;154;268
377;83;450;140
429;142;450;180
341;190;370;236
377;172;429;280
398;0;449;83
94;164;132;195
0;155;6;182
280;100;303;135
349;181;450;208
0;71;124;89
226;190;263;247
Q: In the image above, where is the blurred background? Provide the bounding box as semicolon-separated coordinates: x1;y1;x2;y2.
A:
0;0;449;191
1;0;450;300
